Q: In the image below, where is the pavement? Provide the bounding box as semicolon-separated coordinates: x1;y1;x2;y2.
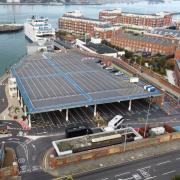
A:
0;85;8;114
43;139;180;178
75;149;180;180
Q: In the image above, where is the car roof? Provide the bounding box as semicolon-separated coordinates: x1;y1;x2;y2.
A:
108;115;123;125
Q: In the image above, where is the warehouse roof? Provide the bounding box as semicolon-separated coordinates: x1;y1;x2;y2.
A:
114;33;174;46
151;28;180;39
11;50;160;114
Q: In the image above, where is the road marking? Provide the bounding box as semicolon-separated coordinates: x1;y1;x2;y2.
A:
137;166;151;178
101;178;109;180
162;170;176;176
145;176;157;180
176;157;180;160
115;172;131;177
156;160;171;166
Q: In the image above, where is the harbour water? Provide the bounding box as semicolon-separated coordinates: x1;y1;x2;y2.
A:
0;0;180;76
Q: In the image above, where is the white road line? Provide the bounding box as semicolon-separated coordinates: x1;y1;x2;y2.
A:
156;160;171;166
176;157;180;160
145;176;157;180
115;172;131;177
162;170;176;176
101;178;109;180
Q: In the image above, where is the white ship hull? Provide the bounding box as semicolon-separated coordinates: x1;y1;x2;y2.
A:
24;21;55;43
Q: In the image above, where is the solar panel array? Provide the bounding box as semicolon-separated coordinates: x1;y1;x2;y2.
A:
11;51;158;114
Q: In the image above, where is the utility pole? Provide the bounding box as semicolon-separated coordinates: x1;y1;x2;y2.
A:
144;97;152;138
123;124;128;152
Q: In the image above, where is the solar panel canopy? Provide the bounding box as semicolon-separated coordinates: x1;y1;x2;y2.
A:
11;50;159;114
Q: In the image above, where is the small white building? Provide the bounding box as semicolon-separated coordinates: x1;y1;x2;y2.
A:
76;37;125;58
7;0;20;3
8;77;17;97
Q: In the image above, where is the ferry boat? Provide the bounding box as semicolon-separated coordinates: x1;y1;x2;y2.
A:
24;16;55;42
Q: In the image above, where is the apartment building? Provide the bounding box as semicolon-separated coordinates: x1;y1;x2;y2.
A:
59;11;122;39
99;9;172;29
111;33;176;56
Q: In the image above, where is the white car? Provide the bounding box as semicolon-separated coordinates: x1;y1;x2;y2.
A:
105;66;113;70
115;71;124;76
108;115;125;129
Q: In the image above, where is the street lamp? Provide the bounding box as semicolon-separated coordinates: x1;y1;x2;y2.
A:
144;97;152;138
123;123;128;152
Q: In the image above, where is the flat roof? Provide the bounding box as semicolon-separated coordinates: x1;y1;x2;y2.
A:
151;28;180;38
85;42;118;54
11;50;160;114
176;59;180;70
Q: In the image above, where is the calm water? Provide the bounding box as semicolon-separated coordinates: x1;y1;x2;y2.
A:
0;0;180;76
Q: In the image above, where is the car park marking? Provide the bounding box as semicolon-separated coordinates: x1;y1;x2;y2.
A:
156;160;171;166
114;171;131;177
162;170;176;175
176;157;180;160
144;176;157;180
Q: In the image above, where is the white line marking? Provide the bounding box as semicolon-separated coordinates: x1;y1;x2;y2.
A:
145;176;157;180
176;157;180;160
156;160;171;166
115;172;131;177
101;178;109;180
162;170;176;175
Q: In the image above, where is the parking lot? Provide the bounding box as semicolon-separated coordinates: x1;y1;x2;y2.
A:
29;99;167;135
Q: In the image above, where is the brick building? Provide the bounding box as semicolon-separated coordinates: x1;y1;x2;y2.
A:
99;9;172;29
174;59;180;87
111;33;176;56
175;47;180;59
59;11;122;39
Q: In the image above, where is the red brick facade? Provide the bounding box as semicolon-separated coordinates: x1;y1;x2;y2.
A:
111;33;176;56
59;16;122;39
99;10;172;28
175;48;180;59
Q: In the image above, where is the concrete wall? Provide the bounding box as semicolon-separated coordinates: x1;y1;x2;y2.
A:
49;132;180;168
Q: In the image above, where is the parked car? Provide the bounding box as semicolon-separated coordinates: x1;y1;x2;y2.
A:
105;66;113;70
110;68;119;73
115;71;124;76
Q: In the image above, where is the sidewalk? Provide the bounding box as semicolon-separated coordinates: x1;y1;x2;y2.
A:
43;139;180;178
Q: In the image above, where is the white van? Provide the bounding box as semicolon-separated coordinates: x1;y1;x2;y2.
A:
108;115;124;129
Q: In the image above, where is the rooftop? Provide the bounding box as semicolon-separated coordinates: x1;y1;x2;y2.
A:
85;42;118;54
11;50;160;114
61;15;107;24
114;33;175;46
176;59;180;70
151;28;180;39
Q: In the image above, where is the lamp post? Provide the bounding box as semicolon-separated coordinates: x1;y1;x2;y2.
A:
123;124;128;152
144;97;152;138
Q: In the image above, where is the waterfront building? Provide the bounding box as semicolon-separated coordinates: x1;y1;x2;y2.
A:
6;0;20;3
99;9;172;29
75;37;125;58
175;47;180;59
59;11;122;39
111;33;176;56
174;59;180;87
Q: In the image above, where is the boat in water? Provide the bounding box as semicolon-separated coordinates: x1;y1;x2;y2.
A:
24;16;55;43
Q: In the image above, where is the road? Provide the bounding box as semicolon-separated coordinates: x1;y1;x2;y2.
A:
1;132;66;180
75;150;180;180
0;85;8;113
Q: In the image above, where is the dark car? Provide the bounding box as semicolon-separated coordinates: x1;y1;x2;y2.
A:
65;125;93;138
109;68;119;73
